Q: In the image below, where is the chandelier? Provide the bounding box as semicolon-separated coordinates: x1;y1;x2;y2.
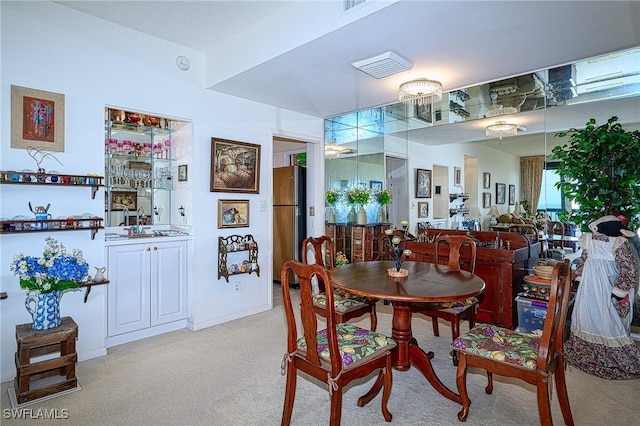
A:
485;121;518;140
324;144;351;159
485;92;518;118
398;79;443;106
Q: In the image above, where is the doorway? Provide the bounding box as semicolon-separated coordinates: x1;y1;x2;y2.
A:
385;156;407;227
272;137;310;285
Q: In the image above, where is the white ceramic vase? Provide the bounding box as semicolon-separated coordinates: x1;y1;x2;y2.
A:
327;207;336;223
357;206;367;225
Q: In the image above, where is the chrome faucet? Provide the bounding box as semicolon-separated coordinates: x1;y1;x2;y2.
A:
136;207;144;230
122;207;129;227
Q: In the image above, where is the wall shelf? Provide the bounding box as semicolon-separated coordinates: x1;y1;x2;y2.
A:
79;279;109;303
0;171;104;199
1;218;104;240
218;235;259;282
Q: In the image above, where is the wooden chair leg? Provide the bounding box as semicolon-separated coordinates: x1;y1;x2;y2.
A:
536;382;553;426
281;366;297;426
485;371;494;394
357;370;383;407
329;388;343;426
450;318;461;366
431;317;440;336
370;305;378;332
554;364;575;425
456;353;470;422
381;356;393;422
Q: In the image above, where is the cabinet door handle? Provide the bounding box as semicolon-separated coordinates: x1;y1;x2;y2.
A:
146;247;151;251
153;247;158;251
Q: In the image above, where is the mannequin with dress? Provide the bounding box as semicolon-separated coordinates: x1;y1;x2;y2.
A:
563;215;640;380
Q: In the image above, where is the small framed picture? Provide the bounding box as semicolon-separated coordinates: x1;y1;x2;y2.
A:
482;192;491;208
110;191;137;211
417;201;429;218
416;168;432;198
496;183;506;204
454;167;462;187
178;164;188;182
218;199;250;228
369;180;383;191
509;184;516;205
483;172;491;189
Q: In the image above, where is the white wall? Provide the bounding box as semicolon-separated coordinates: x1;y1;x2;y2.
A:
0;3;323;382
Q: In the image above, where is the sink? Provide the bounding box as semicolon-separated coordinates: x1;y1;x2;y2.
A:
128;233;155;238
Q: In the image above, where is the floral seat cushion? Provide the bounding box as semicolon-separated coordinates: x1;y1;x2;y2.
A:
297;323;396;369
313;289;377;314
413;297;478;314
451;324;540;370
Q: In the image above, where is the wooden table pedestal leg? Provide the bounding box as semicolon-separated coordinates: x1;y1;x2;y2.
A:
391;302;462;404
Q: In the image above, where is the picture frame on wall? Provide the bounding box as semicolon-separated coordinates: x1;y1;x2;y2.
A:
210;138;261;193
509;184;516;205
415;168;432;198
482;192;491;208
454;167;462;187
418;201;429;218
11;85;65;152
483;172;491;189
110;191;137;211
178;164;188;182
217;199;250;228
369;180;383;191
496;182;506;204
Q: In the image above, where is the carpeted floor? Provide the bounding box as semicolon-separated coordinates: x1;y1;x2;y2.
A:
1;284;638;425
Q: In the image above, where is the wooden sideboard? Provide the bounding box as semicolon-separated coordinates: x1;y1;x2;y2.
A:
405;229;541;329
325;223;391;263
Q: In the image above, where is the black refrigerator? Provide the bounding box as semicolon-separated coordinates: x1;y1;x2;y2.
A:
273;166;306;284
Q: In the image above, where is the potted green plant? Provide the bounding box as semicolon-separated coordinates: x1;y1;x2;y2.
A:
552;116;640;231
375;189;392;223
325;190;340;223
346;187;371;224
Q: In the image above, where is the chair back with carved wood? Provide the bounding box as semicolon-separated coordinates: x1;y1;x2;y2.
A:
548;221;565;249
508;224;539;242
452;259;573;425
280;261;395;426
434;235;477;273
301;235;378;331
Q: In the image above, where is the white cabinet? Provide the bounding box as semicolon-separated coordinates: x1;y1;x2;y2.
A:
107;239;187;337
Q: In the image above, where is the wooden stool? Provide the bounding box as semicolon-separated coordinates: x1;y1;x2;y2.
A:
14;316;78;404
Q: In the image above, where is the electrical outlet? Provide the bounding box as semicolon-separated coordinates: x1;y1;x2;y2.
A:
233;282;240;294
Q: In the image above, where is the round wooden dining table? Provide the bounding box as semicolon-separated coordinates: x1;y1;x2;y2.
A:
330;260;485;404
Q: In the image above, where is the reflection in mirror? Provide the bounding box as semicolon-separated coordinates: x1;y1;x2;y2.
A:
325;47;639;232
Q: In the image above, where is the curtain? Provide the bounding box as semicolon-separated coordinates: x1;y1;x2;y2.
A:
520;156;545;217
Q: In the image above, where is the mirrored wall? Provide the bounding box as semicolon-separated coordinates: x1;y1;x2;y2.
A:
324;47;639;229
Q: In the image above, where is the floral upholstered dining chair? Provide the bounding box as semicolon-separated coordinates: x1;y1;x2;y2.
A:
450;259;573;425
279;260;395;425
301;235;378;331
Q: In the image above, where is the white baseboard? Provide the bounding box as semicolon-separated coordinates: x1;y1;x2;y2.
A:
105;320;187;348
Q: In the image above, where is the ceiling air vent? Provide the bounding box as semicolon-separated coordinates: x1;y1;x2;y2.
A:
343;0;366;11
352;51;412;79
